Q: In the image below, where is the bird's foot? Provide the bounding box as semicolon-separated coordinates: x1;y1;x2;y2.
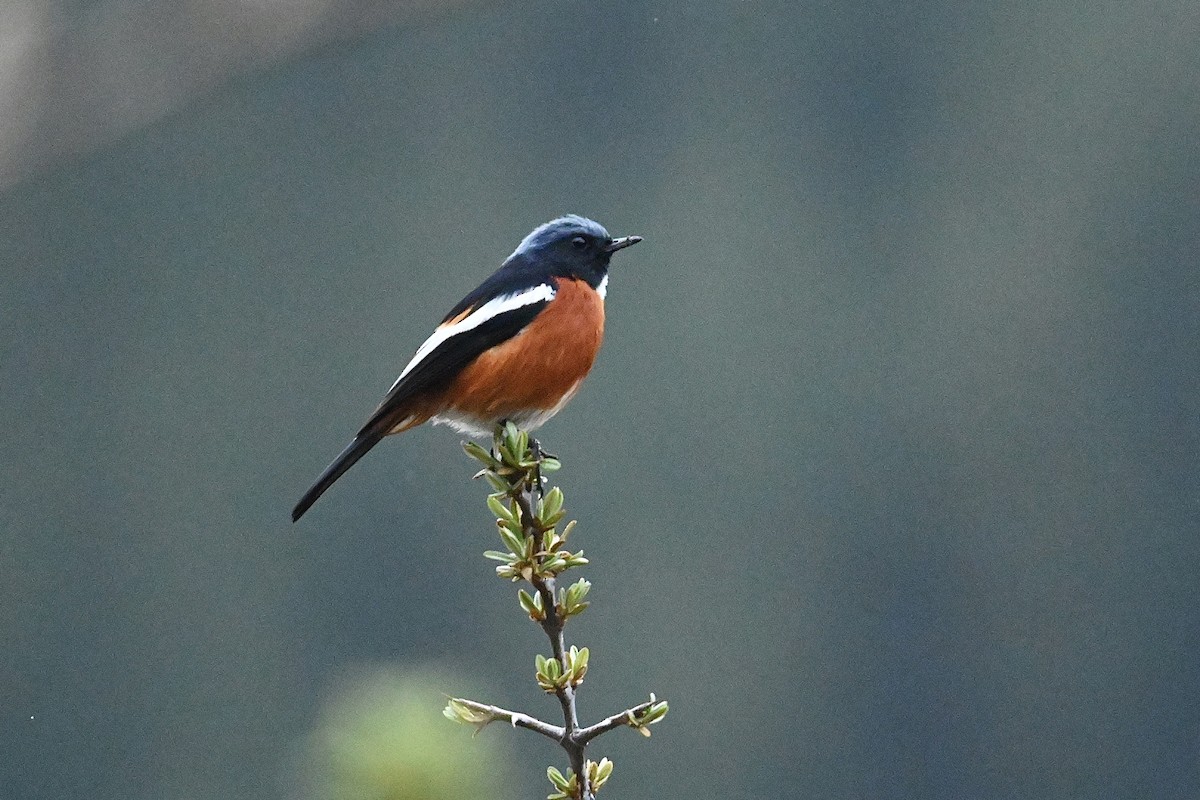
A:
530;438;558;463
529;437;552;499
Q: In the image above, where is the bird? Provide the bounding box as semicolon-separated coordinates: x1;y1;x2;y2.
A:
291;215;642;522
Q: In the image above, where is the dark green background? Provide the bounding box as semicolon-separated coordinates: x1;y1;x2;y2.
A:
4;1;1199;798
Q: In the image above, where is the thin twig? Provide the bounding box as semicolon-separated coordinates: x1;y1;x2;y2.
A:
448;698;565;742
461;430;666;800
577;700;657;745
518;478;590;796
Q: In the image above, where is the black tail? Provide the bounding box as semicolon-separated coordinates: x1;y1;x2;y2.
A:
292;431;385;522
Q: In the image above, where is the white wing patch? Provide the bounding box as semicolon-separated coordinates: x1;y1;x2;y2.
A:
596;274;608;300
389;283;556;392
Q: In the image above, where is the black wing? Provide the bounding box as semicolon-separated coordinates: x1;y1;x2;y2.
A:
292;287;550;521
357;296;548;435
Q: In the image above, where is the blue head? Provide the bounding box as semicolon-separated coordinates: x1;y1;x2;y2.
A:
505;215;642;289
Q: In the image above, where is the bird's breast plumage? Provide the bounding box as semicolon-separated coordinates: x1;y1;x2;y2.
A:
426;276;605;435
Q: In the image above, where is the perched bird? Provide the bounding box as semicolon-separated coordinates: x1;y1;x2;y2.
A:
292;215;642;521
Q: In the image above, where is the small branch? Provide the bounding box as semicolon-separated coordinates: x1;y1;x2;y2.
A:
519;482;589;791
447;698;565;742
577;700;657;745
456;426;668;800
531;575;576;719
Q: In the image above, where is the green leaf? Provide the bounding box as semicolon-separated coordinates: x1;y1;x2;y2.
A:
565;578;590;606
561;551;588;569
498;524;525;557
546;766;572;792
487;494;515;522
518;589;534;613
546;765;576;800
443;698;499;732
640;701;670;724
565;646;589;685
627;698;669;737
539;555;567;575
540;487;564;519
499;423;528;467
498;515;524;536
589;757;614;790
536;652;564;691
483;472;510;492
462;440;496;466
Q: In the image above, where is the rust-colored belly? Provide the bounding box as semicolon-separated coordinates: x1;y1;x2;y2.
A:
441;277;605;421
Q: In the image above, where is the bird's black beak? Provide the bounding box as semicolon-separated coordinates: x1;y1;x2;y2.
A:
604;235;643;253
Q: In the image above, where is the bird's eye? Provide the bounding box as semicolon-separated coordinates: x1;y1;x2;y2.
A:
571;236;588;249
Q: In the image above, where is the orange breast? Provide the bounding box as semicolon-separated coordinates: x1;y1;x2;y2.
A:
440;277;605;419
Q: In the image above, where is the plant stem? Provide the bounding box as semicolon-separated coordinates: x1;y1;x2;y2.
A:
578;700;658;745
516;478;592;798
448;698;565;741
453;431;667;799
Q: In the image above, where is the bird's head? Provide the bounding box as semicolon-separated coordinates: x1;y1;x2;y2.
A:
506;215;642;288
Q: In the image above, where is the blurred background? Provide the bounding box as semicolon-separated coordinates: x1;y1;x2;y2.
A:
3;0;1199;798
